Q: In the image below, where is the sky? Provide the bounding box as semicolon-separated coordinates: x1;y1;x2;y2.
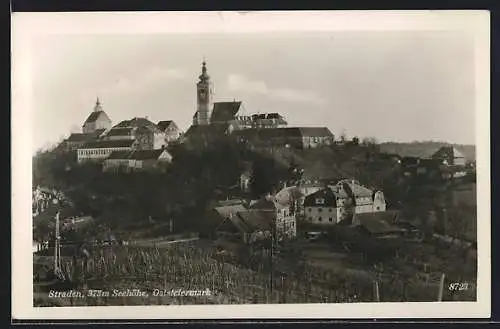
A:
28;29;477;153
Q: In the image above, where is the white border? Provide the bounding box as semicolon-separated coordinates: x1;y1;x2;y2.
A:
12;10;491;320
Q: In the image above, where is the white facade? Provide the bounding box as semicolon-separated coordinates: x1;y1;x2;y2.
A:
77;147;131;163
154;132;167;149
275;206;297;239
372;191;387;212
305;205;343;225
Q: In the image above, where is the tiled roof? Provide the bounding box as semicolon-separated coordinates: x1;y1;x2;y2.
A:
105;127;134;137
67;133;96;142
107;149;168;160
355;212;403;235
210;101;242;122
214;204;248;219
348;182;374;198
79;139;135;149
185;124;228;138
84;111;108;124
298;127;334;137
157;120;174;131
249;199;276;210
303;187;339;207
114;117;158;130
232;127;333;140
432;146;466;160
237;210;274;232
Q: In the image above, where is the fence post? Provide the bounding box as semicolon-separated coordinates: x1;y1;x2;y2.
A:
438;273;446;301
373;281;380;302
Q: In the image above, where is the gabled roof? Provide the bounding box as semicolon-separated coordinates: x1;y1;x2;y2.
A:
304;188;338;207
232;127;334;140
297;127;334;137
67;128;106;143
210;101;242;122
237;210;274;232
354;211;404;235
105;127;134;137
432;146;466;160
79;139;135;149
214;204;248;219
157;120;177;131
84;111;110;124
184;124;229;139
107;149;169;160
250;199;274;210
114;117;158;130
339;180;374;198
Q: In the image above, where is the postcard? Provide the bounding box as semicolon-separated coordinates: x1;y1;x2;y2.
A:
11;10;490;320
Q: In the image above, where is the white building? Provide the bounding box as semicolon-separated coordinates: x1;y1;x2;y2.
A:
77;140;135;163
303;180;387;226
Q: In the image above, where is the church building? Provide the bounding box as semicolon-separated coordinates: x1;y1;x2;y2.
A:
82;97;112;134
192;61;213;126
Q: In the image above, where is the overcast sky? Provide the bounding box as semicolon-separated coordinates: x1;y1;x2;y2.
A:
29;30;476;152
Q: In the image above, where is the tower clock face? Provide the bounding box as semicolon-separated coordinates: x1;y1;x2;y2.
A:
199;89;207;100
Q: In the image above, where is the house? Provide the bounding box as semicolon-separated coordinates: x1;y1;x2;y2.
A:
230;113;288;131
62;129;106;151
103;117;166;149
77;139;136;163
303;186;352;225
274;182;324;216
102;149;173;173
302;180;387;225
232;127;335;149
339;179;386;214
431;146;467;167
352;211;405;239
249;198;297;240
82;98;112;134
157;120;182;144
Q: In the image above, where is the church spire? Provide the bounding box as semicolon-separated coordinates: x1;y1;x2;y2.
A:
198;59;210;82
94;97;102;112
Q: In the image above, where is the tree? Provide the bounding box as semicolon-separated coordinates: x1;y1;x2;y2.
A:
351;136;360;146
362;136;378;146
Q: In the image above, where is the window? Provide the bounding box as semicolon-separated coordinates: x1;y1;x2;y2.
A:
308;208;312;212
316;198;325;205
329;208;333;212
318;208;323;213
376;206;380;211
329;218;333;222
308;217;312;221
318;217;322;221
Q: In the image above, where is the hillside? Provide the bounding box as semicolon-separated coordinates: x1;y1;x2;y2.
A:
379;141;475;161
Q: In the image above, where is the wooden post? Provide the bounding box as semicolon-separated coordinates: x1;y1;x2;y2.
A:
373;281;380;302
438;273;446;301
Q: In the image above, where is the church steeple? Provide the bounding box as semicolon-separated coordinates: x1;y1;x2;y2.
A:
198;60;210;82
94;97;103;112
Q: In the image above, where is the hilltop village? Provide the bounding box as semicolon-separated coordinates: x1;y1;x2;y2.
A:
32;61;477;305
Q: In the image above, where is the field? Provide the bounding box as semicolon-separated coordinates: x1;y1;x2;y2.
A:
34;237;476;306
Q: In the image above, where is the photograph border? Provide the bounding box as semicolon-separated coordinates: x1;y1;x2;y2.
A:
11;10;491;320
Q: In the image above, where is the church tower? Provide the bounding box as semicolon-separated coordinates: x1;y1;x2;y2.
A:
194;60;212;125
